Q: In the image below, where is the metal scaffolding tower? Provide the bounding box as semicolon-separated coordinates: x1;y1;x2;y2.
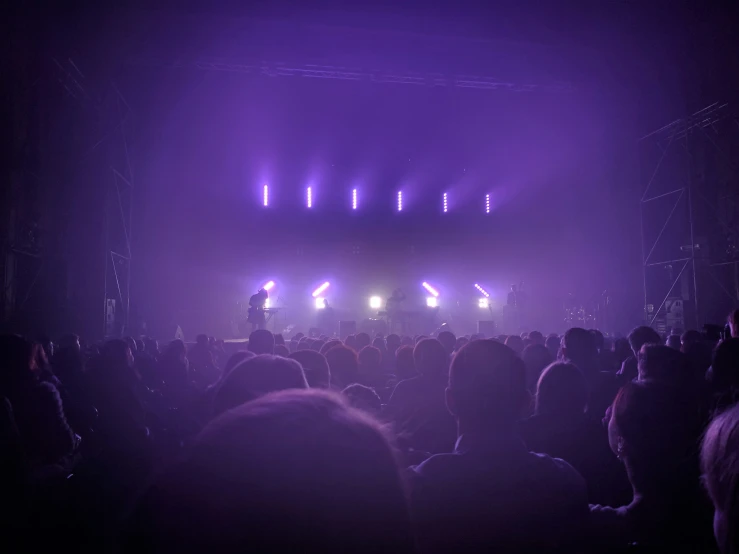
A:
639;102;739;332
103;87;135;338
48;55;135;339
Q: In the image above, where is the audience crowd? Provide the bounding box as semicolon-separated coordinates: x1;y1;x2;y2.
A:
2;308;739;552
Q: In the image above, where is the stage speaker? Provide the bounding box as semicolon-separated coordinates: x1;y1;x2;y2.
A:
339;320;356;339
478;320;496;338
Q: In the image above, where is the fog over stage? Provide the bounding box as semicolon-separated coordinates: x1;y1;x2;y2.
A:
115;14;663;339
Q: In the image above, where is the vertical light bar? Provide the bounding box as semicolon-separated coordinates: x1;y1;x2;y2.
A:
443;192;448;213
397;190;403;212
263;185;269;207
485;193;490;214
352;188;357;210
307;186;312;208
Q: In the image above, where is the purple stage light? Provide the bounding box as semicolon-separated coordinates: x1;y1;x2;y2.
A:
397;191;403;212
312;281;330;297
422;281;439;297
307;186;312;208
474;283;490;297
443;192;448;213
352;188;357;210
263;185;269;207
485;194;490;214
262;280;275;291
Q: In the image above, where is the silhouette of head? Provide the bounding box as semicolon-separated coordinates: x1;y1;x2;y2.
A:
101;338;135;368
437;331;456;356
730;309;739;339
504;335;524;355
133;390;413;553
608;380;699;492
681;330;702;351
319;339;342;356
123;336;137;353
386;334;401;354
561;328;598;374
637;344;690;384
273;344;290;357
535;362;587;416
358;345;382;374
355;333;371;351
144;338;159;355
413;338;448;377
454;337;469;351
447;340;527;429
325;345;359;389
590;329;605;352
522;343;553;392
345;335;357;351
627;326;661;357
213;355;307;416
342;383;382;415
0;334;36;390
372;337;387;352
290;350;331;389
165;339;187;362
702;402;739;554
394;345;416;380
666;334;682;350
249;329;275;355
612;337;631;364
196;334;208;346
710;338;739;394
223;351;255;377
311;340;325;353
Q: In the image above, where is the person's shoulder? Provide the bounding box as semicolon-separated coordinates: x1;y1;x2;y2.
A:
589;503;632;543
520;413;546;430
410;451;459;481
393;375;421;393
590;503;628;517
527;450;587;492
35;380;62;397
30;380;64;408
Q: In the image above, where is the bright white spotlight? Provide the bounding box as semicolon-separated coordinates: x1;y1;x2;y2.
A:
397;191;403;212
263;185;269;207
369;296;382;309
265;298;271;309
485;193;490;214
315;297;326;309
307;186;312;208
352;188;358;210
421;281;439;297
478;298;489;309
262;280;275;291
312;281;330;297
426;297;438;308
474;283;490;298
443;192;448;213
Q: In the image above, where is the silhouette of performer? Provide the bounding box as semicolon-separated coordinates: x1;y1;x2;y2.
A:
386;289;407;335
248;288;269;331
